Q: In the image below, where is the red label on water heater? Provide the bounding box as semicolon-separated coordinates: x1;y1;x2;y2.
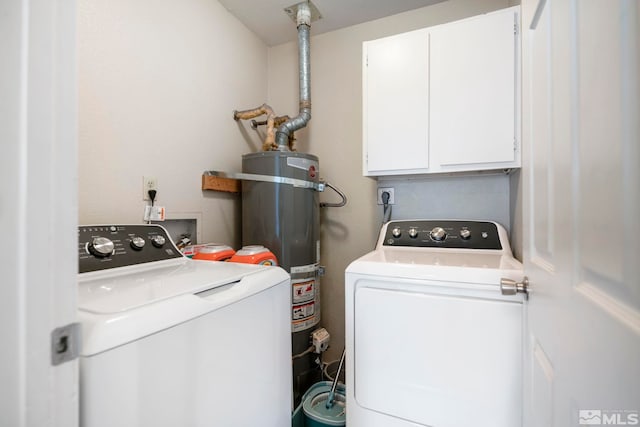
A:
308;165;316;178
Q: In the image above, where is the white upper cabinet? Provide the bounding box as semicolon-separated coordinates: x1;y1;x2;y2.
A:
363;29;430;175
430;8;518;169
363;6;521;176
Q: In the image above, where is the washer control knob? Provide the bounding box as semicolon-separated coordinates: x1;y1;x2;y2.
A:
391;227;402;238
460;229;471;240
430;227;447;241
151;235;166;248
88;237;114;258
408;227;419;238
130;236;145;250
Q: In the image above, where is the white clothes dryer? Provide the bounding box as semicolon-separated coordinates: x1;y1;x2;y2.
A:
78;224;292;427
345;220;526;427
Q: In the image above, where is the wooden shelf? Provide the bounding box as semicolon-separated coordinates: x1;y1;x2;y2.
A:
202;174;241;193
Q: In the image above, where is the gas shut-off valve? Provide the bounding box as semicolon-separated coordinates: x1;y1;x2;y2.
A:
312;328;330;353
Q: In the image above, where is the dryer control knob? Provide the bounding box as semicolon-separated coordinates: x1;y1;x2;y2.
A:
130;236;145;250
88;237;114;258
430;227;447;241
151;235;166;248
460;229;471;240
409;227;419;238
391;227;402;238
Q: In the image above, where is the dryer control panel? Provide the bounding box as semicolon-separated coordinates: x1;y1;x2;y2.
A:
78;224;183;273
381;220;502;250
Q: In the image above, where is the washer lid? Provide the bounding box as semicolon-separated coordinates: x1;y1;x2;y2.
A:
78;258;281;314
78;259;290;356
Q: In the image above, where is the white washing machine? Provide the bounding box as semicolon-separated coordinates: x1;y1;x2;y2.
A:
78;224;292;427
345;220;526;427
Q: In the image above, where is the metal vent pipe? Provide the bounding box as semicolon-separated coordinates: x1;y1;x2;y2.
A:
275;3;312;150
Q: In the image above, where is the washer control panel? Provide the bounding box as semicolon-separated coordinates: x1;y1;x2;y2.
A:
382;220;502;250
79;224;183;273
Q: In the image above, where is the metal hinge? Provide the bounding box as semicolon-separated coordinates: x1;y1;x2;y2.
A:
51;322;80;366
500;277;529;300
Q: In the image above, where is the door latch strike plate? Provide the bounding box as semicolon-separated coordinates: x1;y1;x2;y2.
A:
51;322;80;366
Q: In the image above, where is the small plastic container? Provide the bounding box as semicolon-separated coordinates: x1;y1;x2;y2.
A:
228;245;278;266
181;244;208;258
192;244;236;261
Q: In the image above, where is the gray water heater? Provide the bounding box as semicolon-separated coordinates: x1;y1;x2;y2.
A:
241;151;322;404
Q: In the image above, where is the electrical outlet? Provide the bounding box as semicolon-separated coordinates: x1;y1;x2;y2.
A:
377;187;395;205
143;176;157;200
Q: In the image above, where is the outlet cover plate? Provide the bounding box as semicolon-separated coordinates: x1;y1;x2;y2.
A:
377;187;395;205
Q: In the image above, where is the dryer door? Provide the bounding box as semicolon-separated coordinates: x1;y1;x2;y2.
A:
353;279;522;427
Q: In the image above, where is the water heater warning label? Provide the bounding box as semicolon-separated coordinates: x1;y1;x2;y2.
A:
292;279;315;304
292;301;319;332
290;263;321;332
293;301;314;320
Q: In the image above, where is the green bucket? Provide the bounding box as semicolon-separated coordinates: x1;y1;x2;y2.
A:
301;381;346;427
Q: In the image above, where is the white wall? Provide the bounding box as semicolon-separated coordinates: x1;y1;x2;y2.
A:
266;0;514;360
78;0;268;247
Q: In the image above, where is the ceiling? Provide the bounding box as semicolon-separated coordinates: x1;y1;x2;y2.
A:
217;0;447;46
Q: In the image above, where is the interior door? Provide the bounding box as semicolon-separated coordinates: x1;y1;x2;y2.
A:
522;1;639;426
0;0;78;426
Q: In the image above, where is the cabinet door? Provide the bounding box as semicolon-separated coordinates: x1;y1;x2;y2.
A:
363;29;429;175
430;8;518;170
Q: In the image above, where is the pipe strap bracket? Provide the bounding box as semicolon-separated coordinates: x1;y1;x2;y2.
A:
205;170;325;192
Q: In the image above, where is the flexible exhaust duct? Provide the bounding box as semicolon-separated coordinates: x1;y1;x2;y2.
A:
275;2;312;150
